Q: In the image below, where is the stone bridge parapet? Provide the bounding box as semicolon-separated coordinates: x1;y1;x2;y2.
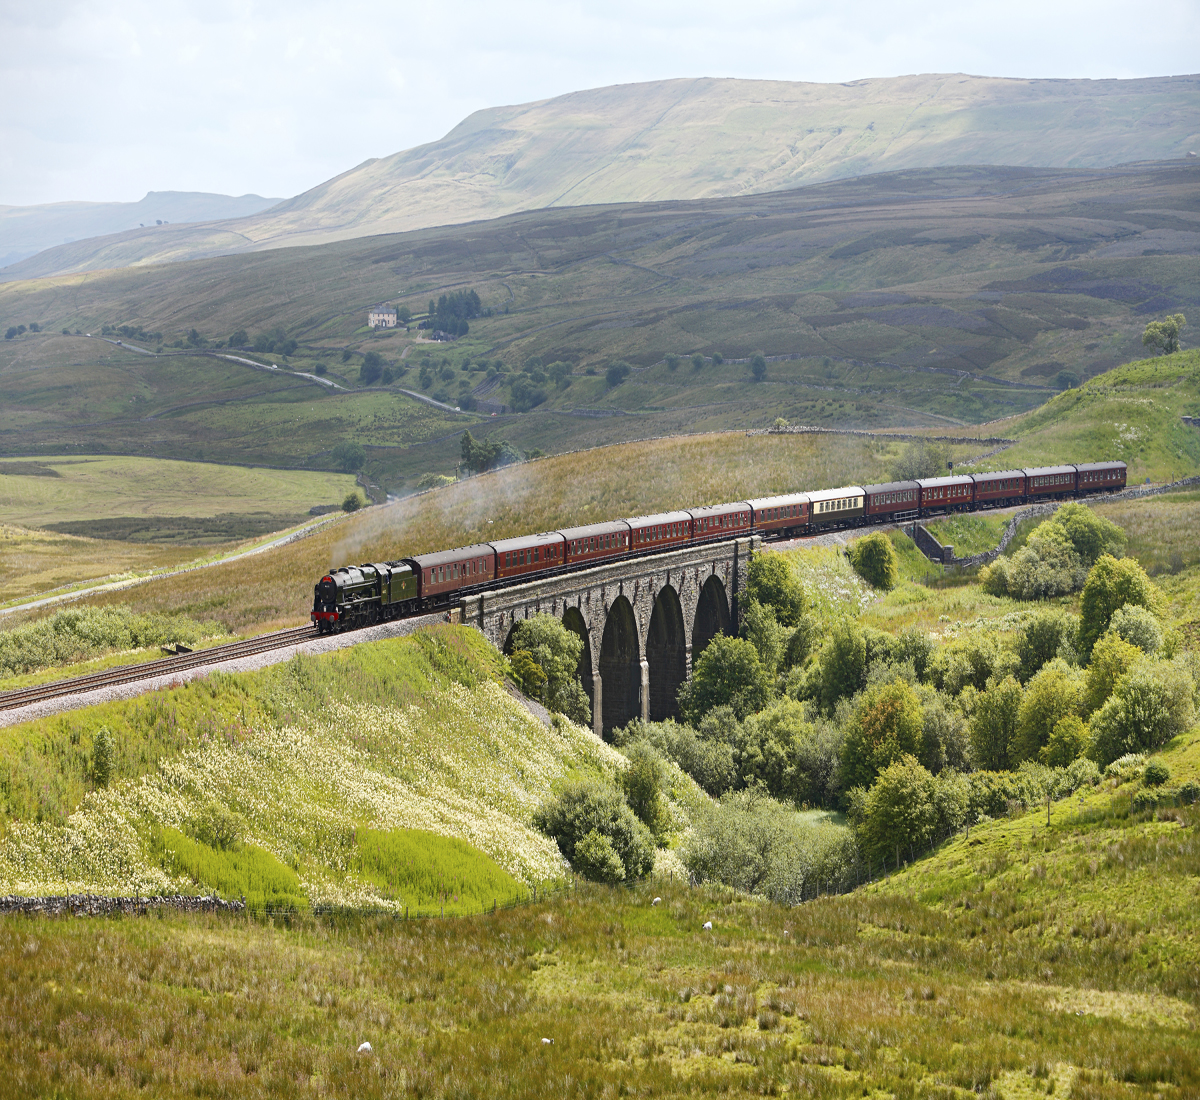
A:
460;536;759;738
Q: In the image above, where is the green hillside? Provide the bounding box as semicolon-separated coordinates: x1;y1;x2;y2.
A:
2;163;1197;492
6;73;1198;278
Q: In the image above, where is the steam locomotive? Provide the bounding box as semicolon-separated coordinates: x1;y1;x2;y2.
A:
311;459;1126;632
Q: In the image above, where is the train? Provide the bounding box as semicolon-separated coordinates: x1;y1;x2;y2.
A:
311;459;1127;632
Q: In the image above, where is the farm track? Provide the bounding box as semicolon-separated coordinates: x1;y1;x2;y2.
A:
0;626;319;712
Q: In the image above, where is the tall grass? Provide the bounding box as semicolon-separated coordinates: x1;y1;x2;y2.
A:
0;605;223;679
352;828;525;914
154;826;306;910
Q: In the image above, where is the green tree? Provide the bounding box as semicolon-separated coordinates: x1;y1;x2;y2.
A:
605;361;632;388
1054;503;1126;566
533;778;655;882
618;745;672;841
848;532;899;590
1107;604;1163;656
342;491;363;513
360;351;383;385
691;353;705;371
396;305;412;324
1079;555;1163;657
679;635;773;722
228;329;248;347
1043;714;1090;766
1012;659;1081;763
510;614;590;725
1017;609;1079;682
665;354;680;372
572;830;626;884
1083;631;1143;715
746;552;806;627
840;679;924;792
547;361;573;387
330;441;366;472
740;599;790;676
1142;313;1185;355
817;621;867;711
968;675;1023;771
750;352;767;381
851;754;939;867
891;440;951;480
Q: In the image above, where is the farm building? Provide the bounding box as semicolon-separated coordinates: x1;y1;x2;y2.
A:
368;306;399;329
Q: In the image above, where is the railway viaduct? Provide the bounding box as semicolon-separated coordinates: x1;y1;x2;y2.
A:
459;536;759;738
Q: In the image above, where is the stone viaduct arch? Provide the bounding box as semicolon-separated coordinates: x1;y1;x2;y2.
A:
460;536;757;739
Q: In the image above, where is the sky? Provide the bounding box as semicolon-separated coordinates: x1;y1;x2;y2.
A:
2;0;1197;208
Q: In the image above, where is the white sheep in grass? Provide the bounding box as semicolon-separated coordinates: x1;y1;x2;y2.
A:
357;1042;373;1054
702;921;712;931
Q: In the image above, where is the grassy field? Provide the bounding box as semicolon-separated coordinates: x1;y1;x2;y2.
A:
0;524;203;602
923;513;1010;557
0;454;357;530
3;164;1198;492
0;727;1196;1098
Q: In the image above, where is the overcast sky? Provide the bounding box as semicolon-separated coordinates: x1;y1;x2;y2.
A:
2;0;1197;207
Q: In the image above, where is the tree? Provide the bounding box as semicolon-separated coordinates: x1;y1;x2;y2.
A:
851;755;939;866
1043;714;1089;766
1012;659;1081;763
751;353;767;381
968;675;1023;770
510;614;590;725
533;777;655;882
679;635;773;722
691;353;705;371
665;354;680;372
228;329;248;347
1017;609;1079;681
360;351;383;385
1107;604;1163;656
840;679;924;792
817;620;867;711
4;327;15;340
848;532;899;590
1054;503;1126;566
891;440;951;481
1079;555;1162;657
618;745;672;841
509;375;547;412
1142;314;1186;355
342;491;363;513
548;361;573;387
745;552;806;627
330;441;366;472
606;361;632;388
396;305;412;324
740;599;790;676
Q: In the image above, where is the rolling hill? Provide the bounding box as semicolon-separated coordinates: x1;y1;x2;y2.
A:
5;73;1198;280
0;191;283;271
1;162;1197;490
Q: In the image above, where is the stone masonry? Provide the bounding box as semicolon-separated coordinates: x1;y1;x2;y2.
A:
460;536;758;737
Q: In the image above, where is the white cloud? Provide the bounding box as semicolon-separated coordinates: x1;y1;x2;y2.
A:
0;0;1196;205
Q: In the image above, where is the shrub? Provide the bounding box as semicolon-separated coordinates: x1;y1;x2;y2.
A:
746;552;806;627
1143;760;1170;787
738;697;817;804
342;491;363;513
509;614;590;724
572;830;626;884
533;778;654;883
615;718;736;797
678;635;773;722
1079;555;1162;657
968;675;1023;771
1106;603;1163;656
1089;659;1195;766
930;633;1018;697
91;726;114;787
848;532;899;590
330;440;366;472
840;679;924;792
1012;659;1081;763
605;361;631;388
918;689;969;774
740;599;790;675
683;789;859;902
188;800;245;850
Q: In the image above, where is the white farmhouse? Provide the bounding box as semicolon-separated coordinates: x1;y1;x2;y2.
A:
368;306;399;329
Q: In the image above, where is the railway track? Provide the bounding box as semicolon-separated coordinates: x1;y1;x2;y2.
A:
0;625;319;713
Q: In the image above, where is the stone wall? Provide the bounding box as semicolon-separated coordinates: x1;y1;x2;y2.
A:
0;893;245;916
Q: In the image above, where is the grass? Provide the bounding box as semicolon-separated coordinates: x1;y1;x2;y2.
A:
924;512;1009;557
0;453;357;529
153;827;306;910
0;523;202;602
2;750;1199;1097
